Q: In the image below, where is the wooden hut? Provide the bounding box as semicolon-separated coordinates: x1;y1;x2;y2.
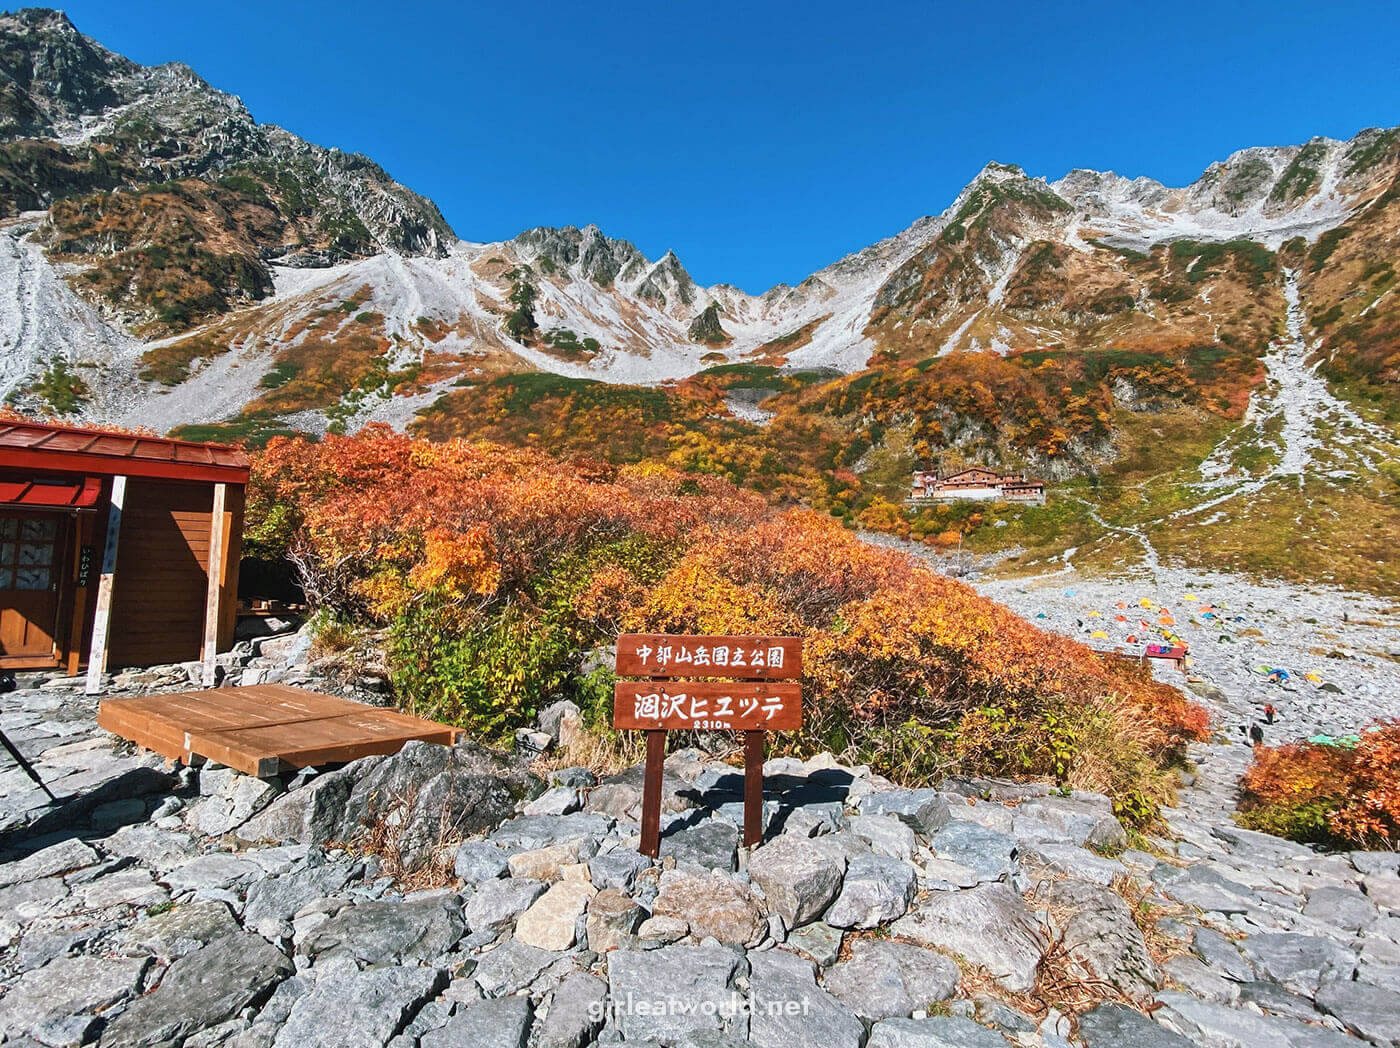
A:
0;419;248;691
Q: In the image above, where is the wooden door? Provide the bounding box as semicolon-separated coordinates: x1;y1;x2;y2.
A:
0;512;66;663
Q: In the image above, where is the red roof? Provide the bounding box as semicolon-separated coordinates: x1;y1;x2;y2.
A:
0;420;249;485
0;476;104;509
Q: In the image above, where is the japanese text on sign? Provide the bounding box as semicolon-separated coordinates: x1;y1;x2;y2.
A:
615;634;801;679
612;681;801;731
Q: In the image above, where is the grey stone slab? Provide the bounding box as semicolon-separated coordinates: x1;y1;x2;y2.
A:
606;942;744;1044
1077;1003;1196;1048
421;995;533;1048
823;938;959;1020
891;883;1042;993
748;949;863;1048
271;965;447;1048
866;1016;1011;1048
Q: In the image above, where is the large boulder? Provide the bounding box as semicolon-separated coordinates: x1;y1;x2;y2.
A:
463;878;547;934
422;996;534;1048
747;832;848;928
866;1016;1012;1048
1315;978;1400;1046
1043;878;1157;999
859;789;951;836
101;933;291;1047
651;868;767;945
825;853;916;928
1075;1003;1197;1048
748;949;864;1048
1014;794;1126;852
329;740;534;870
607;943;745;1044
892;883;1044;993
823;939;959;1020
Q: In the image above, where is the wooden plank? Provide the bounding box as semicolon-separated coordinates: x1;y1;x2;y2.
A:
613;681;802;731
85;475;126;695
97;684;461;777
201;482;228;687
615;634;802;680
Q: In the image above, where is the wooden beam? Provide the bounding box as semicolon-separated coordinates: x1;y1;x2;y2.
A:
743;730;766;848
65;512;96;676
85;476;126;695
201;482;227;688
639;729;666;859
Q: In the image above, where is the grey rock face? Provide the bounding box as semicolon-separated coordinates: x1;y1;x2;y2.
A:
1303;885;1377;931
785;921;844;967
859;789;951;836
491;813;614;851
327;740;532;871
1042;879;1157;999
297;897;464;965
1015;795;1127;851
421;995;534;1048
660;817;739;872
102;933;292;1047
823;938;959;1020
1315;978;1400;1045
748;949;864;1048
115;898;241;958
242;861;355;930
1191;927;1254;982
454;840;512;882
1077;1003;1196;1048
0;838;97;887
587;847;651;892
586;887;644;953
463;878;547;934
928;821;1018;881
866;1016;1012;1048
536;971;606;1048
747;833;847;928
825;853;916;928
848;813;917;861
472;938;556;997
272;965;447;1048
524;786;582;817
0;952;150;1040
892;883;1044;993
1236;932;1356;997
606;942;744;1044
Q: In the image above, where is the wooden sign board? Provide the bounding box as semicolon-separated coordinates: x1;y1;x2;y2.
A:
613;681;802;731
613;632;804;857
615;634;801;679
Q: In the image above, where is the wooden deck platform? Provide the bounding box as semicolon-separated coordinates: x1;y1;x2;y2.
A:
97;683;460;776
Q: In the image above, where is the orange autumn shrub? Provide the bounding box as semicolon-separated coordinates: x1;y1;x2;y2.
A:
249;427;1207;817
1238;721;1400;848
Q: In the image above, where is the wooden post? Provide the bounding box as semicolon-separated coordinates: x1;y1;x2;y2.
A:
201;482;227;687
639;729;666;858
744;730;765;848
85;476;126;695
64;512;96;676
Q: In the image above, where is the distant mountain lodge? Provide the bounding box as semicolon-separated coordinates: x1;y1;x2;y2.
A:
910;467;1046;505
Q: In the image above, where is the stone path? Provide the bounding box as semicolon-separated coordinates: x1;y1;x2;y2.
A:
1;612;1398;1047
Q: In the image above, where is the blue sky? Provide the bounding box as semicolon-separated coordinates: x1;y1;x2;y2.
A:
51;0;1400;292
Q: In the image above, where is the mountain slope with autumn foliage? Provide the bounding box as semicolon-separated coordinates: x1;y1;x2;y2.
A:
246;426;1207;820
0;11;1397;589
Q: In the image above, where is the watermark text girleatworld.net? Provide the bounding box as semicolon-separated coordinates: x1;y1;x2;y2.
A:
589;991;812;1022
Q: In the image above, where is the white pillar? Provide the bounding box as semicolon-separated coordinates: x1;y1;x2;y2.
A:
201;482;227;688
85;475;127;695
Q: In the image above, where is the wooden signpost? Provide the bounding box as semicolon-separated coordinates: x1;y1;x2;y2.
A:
613;633;802;857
